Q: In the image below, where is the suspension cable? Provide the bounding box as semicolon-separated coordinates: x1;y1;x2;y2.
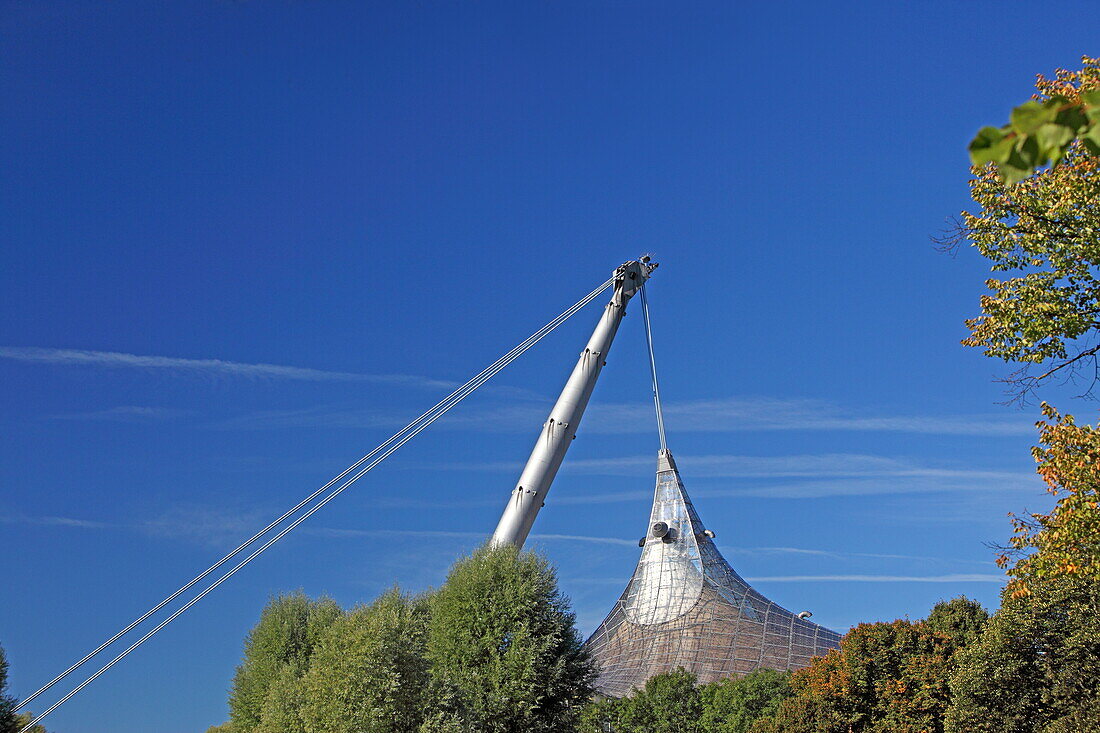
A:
639;283;668;452
18;277;613;731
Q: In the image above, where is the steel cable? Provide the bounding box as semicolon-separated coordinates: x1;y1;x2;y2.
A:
18;277;613;731
639;283;668;452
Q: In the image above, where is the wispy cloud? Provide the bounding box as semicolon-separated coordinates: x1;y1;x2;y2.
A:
306;527;637;547
718;546;995;566
4;514;640;551
206;395;1035;437
552;475;1032;503
0;347;455;389
47;405;188;422
0;514;113;529
454;452;1029;481
536;452;1036;502
745;574;1005;583
136;506;272;547
584;398;1035;438
1;514;1002;579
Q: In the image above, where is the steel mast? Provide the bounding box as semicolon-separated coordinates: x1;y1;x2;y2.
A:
490;257;657;548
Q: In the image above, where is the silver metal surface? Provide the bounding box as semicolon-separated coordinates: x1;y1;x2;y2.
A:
585;449;842;696
490;258;657;548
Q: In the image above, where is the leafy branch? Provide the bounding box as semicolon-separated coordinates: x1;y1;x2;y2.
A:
969;90;1100;183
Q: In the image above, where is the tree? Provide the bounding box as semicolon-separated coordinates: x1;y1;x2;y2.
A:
954;58;1100;401
968;57;1100;184
997;403;1100;595
1;644;16;733
757;598;985;733
254;664;307;733
0;642;13;730
0;645;48;733
945;573;1100;733
576;696;622;733
422;544;594;733
298;588;430;733
615;668;703;733
228;591;342;732
699;668;792;733
10;714;46;733
924;597;989;648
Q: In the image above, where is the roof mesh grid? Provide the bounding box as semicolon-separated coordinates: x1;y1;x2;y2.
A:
584;451;842;697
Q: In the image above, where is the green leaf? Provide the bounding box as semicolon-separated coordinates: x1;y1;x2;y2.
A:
1081;89;1100;107
1008;134;1044;170
1053;100;1089;132
969;126;1014;166
1035;123;1075;163
1082;122;1100;155
997;162;1031;185
1011;100;1056;135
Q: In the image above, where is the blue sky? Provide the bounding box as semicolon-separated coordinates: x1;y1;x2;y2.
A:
1;1;1097;730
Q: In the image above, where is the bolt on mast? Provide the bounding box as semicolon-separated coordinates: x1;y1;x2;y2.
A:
490;257;658;548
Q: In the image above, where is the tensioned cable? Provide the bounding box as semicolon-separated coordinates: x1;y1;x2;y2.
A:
639;283;668;452
18;275;611;713
18;277;614;731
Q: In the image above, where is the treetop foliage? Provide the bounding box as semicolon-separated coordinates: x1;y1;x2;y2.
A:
298;589;430;733
424;544;594;733
998;403;1100;595
945;573;1100;733
701;668;793;733
754;599;987;733
0;644;15;733
0;645;48;733
970;56;1100;183
217;545;593;733
956;57;1100;400
228;591;342;732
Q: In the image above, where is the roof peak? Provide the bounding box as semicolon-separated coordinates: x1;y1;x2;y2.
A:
656;448;677;473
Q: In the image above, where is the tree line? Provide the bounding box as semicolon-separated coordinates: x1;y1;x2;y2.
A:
206;545;592;733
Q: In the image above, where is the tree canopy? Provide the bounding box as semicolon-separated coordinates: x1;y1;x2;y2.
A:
700;668;792;733
298;589;430;733
752;599;987;733
614;668;703;733
996;403;1100;595
956;58;1100;400
213;545;593;733
946;573;1100;733
422;544;594;733
1;644;16;733
228;591;342;733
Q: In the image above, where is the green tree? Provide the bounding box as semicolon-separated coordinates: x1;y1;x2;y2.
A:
298;588;430;733
576;696;623;733
422;544;593;733
758;599;984;733
945;573;1100;733
997;404;1100;595
699;669;792;733
924;597;989;648
228;591;342;732
0;643;15;733
970;56;1100;183
614;668;703;733
955;58;1100;400
10;713;46;733
1;646;48;733
254;664;307;733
